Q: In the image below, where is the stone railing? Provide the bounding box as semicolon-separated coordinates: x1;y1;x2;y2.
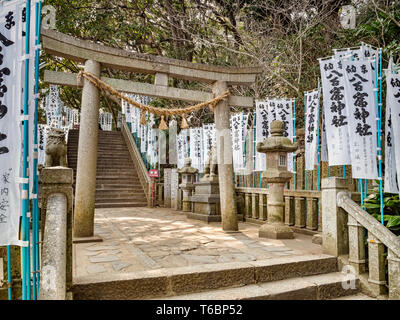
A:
236;187;322;233
322;177;400;300
121;119;152;207
39;167;74;300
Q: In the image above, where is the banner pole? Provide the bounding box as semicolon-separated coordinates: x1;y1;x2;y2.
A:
7;246;12;300
31;0;42;299
252;111;255;188
317;82;321;191
293;99;297;190
21;0;32;300
375;49;384;225
304;93;307;191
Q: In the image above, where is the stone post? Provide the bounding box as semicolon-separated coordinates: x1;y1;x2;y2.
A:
321;177;349;256
213;81;238;231
388;249;400;299
257;121;298;239
40;167;74;292
178;158;198;212
73;60;101;240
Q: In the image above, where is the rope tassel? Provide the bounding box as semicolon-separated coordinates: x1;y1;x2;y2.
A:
159;116;168;130
140;110;147;125
180;113;189;129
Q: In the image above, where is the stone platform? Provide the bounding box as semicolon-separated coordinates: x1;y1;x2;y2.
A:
71;207;365;300
74;207;323;279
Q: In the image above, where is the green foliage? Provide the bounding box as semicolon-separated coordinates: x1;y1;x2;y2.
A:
363;190;400;235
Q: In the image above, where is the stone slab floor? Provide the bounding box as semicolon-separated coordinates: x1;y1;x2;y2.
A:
74;207;323;279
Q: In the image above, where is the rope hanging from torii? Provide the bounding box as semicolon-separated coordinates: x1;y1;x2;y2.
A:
77;71;231;130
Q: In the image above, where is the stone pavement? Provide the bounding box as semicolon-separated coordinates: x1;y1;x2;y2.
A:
73;207;323;279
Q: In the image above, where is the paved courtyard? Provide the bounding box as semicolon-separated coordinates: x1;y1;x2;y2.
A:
73;207;323;279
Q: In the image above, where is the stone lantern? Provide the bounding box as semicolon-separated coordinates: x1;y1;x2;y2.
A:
178;158;198;212
257;120;298;239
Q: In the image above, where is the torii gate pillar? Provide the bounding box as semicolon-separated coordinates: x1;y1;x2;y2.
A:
73;60;101;240
213;81;239;232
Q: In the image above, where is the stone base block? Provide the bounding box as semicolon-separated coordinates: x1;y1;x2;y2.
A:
259;223;294;239
186;212;243;223
73;235;103;244
186;212;222;223
312;234;323;245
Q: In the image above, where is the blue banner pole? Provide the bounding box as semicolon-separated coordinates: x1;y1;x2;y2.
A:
31;0;42;300
375;50;384;225
7;246;12;300
293;99;297;190
22;0;32;300
252;112;255;188
304;93;307;191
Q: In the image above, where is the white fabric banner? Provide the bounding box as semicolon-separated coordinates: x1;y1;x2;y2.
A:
202;123;216;167
230;113;245;172
177;129;188;169
255;101;269;171
384;70;398;193
98;111;112;131
0;0;25;246
189;127;203;172
320;110;328;162
140;113;147;153
255;99;294;172
305;90;320;171
343;59;378;180
387;72;400;196
37;124;50;166
271;99;295;173
319;57;351;166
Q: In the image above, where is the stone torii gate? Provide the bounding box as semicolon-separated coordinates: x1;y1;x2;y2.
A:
41;29;261;240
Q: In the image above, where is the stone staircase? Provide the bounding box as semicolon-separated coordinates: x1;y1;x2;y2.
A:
71;254;365;300
67;129;147;208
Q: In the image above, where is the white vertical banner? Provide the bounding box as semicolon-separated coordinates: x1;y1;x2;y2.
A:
255;101;269;171
177;129;188;169
230;113;244;172
343;59;378;180
0;0;26;246
147;114;155;165
140;112;147;153
387;72;400;196
189;127;203;172
202;123;216;166
320;110;328;162
305;90;320;171
37;124;50;166
319;57;351;166
275;99;295;173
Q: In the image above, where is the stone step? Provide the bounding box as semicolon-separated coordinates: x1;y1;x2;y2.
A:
96;173;139;178
96;184;143;189
96;169;137;174
333;293;375;300
96;176;139;180
68;146;128;151
95;196;146;203
95;188;144;195
159;272;360;300
94;201;147;208
71;254;339;300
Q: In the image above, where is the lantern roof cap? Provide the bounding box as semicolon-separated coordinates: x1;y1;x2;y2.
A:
178;158;199;174
257;120;298;153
